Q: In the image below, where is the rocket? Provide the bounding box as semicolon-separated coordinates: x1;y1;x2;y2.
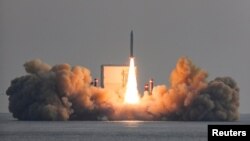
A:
130;30;134;57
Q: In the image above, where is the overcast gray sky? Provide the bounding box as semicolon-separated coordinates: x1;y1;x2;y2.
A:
1;0;250;113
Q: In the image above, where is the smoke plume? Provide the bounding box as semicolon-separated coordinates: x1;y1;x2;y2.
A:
6;57;239;121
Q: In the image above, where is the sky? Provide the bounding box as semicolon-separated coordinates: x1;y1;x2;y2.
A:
0;0;250;113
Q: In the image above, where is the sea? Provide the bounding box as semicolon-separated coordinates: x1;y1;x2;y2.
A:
0;113;249;141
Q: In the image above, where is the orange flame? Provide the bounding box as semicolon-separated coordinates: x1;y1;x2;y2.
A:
124;57;140;104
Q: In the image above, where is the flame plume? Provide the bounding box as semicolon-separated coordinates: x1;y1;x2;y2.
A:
124;57;140;104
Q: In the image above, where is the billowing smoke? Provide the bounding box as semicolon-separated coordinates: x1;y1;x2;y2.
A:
6;57;239;121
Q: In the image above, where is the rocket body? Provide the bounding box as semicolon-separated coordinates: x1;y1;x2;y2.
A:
130;30;133;57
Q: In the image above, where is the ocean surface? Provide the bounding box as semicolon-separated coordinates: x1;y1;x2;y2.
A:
0;113;249;141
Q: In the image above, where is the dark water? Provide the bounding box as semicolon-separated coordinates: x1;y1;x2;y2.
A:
0;113;249;141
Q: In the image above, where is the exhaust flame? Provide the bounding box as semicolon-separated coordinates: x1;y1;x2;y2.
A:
124;57;140;104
